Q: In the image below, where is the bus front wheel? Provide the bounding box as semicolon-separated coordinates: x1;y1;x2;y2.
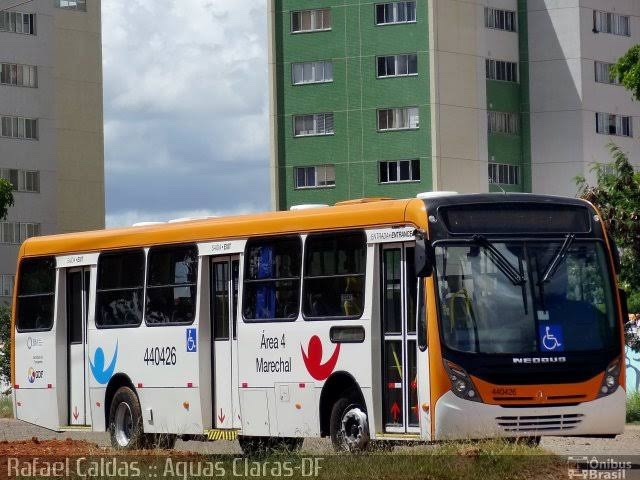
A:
329;396;370;452
108;386;146;450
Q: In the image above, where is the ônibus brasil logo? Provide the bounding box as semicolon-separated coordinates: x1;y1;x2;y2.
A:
301;335;340;381
90;342;118;385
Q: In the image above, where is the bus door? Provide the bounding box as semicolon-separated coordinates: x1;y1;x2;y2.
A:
210;255;240;429
67;267;91;425
381;244;419;434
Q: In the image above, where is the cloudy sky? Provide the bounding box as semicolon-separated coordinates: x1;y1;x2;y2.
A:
102;0;270;227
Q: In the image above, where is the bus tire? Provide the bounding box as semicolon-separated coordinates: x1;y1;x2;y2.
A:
329;396;370;452
108;386;146;450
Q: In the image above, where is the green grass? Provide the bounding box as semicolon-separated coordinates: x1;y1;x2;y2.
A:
627;391;640;423
0;394;12;418
109;440;565;480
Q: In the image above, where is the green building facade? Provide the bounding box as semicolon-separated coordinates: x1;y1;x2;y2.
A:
269;0;532;210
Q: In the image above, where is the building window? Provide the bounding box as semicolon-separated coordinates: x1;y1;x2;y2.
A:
376;2;416;25
146;245;198;326
55;0;87;11
96;250;145;328
594;61;620;85
596;112;633;137
16;258;55;331
243;236;302;321
0;12;36;35
488;163;520;185
0;116;38;140
377;107;419;131
486;59;518;82
294;165;335;189
293;113;334;137
303;231;366;319
488;111;519;135
291;9;331;33
0;274;14;297
0;221;40;244
377;54;418;78
379;159;420;183
485;7;516;32
0;63;37;88
0;169;40;193
292;61;333;85
593;11;630;36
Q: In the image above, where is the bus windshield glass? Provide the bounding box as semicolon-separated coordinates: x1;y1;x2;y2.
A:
435;240;617;354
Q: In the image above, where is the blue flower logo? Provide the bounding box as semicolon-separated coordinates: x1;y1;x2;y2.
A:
90;342;118;385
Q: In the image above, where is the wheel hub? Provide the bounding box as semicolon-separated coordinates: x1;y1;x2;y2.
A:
340;407;369;450
114;402;133;447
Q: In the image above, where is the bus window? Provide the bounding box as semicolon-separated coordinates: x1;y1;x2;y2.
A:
303;231;366;320
146;245;198;326
243;236;301;321
16;257;55;332
96;250;144;328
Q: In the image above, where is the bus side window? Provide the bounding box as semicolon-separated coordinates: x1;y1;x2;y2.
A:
16;257;56;332
243;236;301;322
146;245;198;326
95;250;144;328
303;231;366;320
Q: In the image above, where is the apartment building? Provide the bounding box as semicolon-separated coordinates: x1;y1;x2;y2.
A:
0;0;104;302
268;0;640;210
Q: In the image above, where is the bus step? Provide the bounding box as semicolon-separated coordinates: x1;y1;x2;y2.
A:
375;432;421;441
59;425;92;431
204;429;239;441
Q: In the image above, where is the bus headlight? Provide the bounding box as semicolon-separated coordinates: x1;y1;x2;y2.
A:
443;360;482;403
598;358;620;397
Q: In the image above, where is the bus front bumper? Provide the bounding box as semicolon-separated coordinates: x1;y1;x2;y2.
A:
433;387;626;440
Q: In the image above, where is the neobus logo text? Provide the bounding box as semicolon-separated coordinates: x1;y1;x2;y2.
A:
512;356;567;364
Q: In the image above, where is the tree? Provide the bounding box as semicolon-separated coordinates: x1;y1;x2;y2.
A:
576;143;640;349
0;179;13;221
612;45;640;101
0;305;9;389
0;180;13;391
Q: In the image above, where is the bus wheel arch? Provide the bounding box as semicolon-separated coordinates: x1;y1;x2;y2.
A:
318;371;367;440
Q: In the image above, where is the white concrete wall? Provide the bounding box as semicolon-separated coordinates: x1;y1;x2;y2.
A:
0;0;104;303
529;0;640;196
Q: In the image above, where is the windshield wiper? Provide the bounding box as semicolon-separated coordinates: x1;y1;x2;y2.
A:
538;234;575;285
472;235;526;286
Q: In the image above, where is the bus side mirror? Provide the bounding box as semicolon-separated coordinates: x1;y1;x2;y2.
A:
415;232;435;277
619;289;629;322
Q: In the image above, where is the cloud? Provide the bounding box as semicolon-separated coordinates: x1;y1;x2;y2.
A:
102;0;271;227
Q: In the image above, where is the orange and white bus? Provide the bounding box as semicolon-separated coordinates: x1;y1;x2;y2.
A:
11;193;627;452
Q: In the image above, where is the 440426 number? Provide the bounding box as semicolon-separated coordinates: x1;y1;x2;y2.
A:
143;346;177;366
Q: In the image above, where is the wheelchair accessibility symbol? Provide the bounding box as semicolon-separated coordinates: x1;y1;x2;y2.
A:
186;328;197;352
539;325;564;352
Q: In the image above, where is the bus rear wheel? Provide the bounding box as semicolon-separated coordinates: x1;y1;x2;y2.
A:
329;396;370;452
108;386;146;450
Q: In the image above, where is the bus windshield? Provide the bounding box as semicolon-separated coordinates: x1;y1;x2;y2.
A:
435;240;618;354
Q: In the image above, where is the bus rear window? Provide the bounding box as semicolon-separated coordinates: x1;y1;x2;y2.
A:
16;257;56;332
146;245;198;326
243;236;301;321
96;250;144;328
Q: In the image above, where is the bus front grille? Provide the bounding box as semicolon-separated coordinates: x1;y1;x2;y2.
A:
495;413;584;432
